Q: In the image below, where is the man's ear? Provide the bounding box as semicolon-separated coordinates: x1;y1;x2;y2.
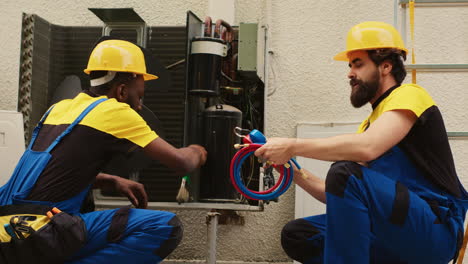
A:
115;84;128;102
380;61;393;76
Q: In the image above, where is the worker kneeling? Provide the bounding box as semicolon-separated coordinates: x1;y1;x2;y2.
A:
0;39;207;264
255;22;468;264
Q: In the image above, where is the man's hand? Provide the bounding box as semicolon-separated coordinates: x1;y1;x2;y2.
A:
95;173;148;209
113;176;148;209
254;137;296;165
187;144;207;167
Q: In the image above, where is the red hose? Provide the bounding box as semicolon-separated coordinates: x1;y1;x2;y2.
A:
230;144;291;200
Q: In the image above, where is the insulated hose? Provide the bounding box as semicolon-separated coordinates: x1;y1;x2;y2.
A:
230;129;302;201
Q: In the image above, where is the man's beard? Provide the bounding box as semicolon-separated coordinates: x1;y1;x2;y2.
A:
349;72;380;108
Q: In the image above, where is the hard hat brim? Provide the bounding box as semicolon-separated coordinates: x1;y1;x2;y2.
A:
84;69;159;81
333;47;409;62
143;73;159;81
333;51;349;61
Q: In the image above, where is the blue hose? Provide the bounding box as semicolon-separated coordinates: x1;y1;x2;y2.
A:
230;130;302;201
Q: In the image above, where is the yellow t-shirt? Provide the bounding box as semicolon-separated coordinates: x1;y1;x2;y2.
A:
27;92;158;202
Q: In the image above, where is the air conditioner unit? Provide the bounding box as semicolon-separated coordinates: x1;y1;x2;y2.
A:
18;10;266;212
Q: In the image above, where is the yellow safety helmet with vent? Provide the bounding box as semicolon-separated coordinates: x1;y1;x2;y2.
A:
334;21;408;61
84;39;158;81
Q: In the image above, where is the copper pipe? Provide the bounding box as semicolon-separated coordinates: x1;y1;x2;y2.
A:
204;16;212;37
230;53;238;81
215;19;233;43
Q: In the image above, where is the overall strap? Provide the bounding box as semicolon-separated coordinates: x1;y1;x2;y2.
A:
45;98;108;153
27;106;56;150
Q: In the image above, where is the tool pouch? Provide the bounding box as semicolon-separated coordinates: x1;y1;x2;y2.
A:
0;204;87;264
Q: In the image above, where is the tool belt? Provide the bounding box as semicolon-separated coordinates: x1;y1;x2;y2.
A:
0;204;87;264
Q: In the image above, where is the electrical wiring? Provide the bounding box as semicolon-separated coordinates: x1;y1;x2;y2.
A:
266;53;278;97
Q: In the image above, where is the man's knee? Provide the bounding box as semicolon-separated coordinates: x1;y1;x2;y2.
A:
325;161;363;197
154;215;184;259
281;219;323;263
169;215;184;245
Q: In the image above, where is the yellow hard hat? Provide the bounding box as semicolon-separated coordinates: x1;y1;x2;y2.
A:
334;21;408;61
84;39;158;81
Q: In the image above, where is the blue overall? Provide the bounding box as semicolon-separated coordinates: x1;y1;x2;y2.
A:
282;146;468;264
0;98;182;263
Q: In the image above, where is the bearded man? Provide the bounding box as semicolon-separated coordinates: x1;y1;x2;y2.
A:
254;22;468;264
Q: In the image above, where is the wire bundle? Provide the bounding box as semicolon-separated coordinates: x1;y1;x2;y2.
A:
230;143;300;201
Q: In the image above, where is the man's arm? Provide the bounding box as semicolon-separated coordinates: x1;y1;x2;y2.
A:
94;173;149;208
94;138;207;209
143;137;207;174
255;109;417;164
294;168;326;204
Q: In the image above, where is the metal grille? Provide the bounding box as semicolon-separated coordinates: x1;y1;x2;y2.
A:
48;25;101;96
17;15;102;144
18;16;187;202
17;14;35;144
140;27;187;201
95;26;188;201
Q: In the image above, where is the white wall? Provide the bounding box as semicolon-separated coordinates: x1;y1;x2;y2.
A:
2;0;468;263
264;2;468;263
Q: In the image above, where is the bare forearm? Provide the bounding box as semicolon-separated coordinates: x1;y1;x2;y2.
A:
292;133;374;162
257;111;416;165
144;138;206;175
93;173;117;189
294;169;326;204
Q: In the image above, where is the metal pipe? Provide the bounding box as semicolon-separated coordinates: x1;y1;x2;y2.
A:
215;19;233;42
448;132;468;140
400;0;468;4
405;64;468;72
206;211;220;264
166;59;186;70
204;16;212;37
394;0;399;27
